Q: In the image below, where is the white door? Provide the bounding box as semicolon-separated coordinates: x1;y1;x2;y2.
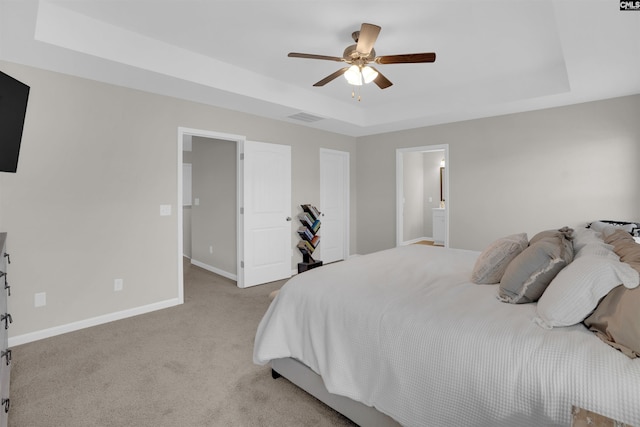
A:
320;149;349;264
241;141;292;288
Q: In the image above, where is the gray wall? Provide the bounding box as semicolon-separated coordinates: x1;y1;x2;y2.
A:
191;137;236;275
357;94;640;253
0;61;356;339
1;58;637;342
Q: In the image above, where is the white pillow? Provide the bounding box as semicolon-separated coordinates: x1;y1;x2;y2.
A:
572;227;602;253
575;241;618;260
590;221;636;235
534;255;639;329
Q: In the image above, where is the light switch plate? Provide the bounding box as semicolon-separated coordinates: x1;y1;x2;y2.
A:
160;204;172;216
35;292;46;307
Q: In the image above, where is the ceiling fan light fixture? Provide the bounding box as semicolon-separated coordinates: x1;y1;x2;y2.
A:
361;66;378;84
344;65;362;86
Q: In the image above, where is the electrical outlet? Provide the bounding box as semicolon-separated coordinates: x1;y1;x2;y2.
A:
209;245;213;254
35;292;46;307
114;278;123;292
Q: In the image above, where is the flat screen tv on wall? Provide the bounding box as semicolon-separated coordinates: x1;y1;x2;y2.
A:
0;70;30;173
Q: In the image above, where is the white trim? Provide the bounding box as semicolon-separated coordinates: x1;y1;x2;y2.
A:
396;144;450;248
177;130;185;304
9;298;182;347
319;148;350;262
237;139;245;288
190;259;237;281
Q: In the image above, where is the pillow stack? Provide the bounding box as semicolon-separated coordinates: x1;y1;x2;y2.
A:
472;225;640;358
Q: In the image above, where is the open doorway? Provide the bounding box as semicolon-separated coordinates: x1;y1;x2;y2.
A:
396;144;449;247
178;127;245;293
183;136;237;280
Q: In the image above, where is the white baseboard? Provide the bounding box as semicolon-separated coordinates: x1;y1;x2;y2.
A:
190;259;237;281
9;297;182;347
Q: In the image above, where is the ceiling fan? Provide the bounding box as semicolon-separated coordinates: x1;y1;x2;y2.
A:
288;23;436;92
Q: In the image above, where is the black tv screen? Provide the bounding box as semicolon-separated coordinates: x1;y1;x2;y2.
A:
0;70;30;173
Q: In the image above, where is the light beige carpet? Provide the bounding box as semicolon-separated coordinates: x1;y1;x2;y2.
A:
9;260;356;426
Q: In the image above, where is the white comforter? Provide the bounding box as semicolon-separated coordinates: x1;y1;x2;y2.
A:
254;245;640;427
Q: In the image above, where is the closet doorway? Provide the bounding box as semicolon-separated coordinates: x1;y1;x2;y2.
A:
183;135;237;280
396;144;449;247
177;127;292;292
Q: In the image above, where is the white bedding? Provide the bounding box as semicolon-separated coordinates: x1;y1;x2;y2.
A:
253;245;640;427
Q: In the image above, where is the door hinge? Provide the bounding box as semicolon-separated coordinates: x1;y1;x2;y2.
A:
240;153;244;160
240;261;244;268
240;207;244;214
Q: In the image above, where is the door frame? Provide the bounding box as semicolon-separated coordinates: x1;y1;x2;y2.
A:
396;144;449;248
319;148;350;263
177;127;247;290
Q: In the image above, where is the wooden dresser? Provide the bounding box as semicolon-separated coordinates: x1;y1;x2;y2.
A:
0;233;11;427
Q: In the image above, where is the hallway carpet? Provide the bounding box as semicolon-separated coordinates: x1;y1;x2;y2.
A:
9;261;356;426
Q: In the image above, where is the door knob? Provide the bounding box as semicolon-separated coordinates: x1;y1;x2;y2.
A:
286;217;292;221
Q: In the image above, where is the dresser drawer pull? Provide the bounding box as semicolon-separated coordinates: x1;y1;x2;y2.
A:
1;398;9;413
1;273;9;297
0;350;10;366
1;314;11;330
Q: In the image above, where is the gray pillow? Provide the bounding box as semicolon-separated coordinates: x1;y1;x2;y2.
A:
498;228;574;304
471;233;528;284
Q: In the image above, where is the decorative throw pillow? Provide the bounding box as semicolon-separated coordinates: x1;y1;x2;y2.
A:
603;229;640;273
529;226;574;246
584;285;640;359
471;233;528;284
604;228;635;245
498;228;574;304
572;226;603;253
590;220;637;235
576;242;618;259
534;255;639;328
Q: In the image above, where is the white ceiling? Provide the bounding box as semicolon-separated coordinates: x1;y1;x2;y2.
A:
1;0;639;137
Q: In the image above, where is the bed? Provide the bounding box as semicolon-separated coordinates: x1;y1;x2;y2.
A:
253;227;640;427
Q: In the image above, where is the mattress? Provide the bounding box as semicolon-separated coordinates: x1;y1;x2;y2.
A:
254;244;640;427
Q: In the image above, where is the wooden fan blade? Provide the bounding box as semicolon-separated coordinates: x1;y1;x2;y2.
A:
356;23;381;55
370;67;393;89
313;67;350;87
288;52;345;62
375;52;436;64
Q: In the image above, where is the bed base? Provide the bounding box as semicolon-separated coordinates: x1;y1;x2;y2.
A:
271;358;400;427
